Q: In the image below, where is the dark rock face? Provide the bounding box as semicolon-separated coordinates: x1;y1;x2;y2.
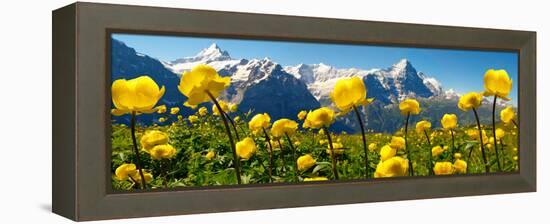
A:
110;39;190;125
238;65;320;121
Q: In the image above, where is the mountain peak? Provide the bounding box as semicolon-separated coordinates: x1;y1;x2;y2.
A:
196;43;230;59
392;59;413;70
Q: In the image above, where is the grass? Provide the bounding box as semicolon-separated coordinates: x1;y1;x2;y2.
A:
111;111;518;190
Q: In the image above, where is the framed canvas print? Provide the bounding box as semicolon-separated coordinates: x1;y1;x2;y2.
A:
52;2;536;221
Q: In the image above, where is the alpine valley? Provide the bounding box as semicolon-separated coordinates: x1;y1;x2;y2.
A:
111;39;513;133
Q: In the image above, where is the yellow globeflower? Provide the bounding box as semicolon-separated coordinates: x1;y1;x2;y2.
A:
177;115;183;121
156;105;167;114
380;145;397;162
248;113;271;135
170;107;180;115
149;144;176;160
326;142;345;155
304;177;328;181
188;115;199;123
495;128;505;140
198;106;208;116
374;156;409;178
297;154;316;171
415;120;432;134
115;163;137;181
432;145;445;157
297;110;308;120
271;118;299;138
212;100;229;116
368;143;377;152
140;130;169;151
441;114;457;130
234;116;241;123
205;151;216;160
158;117;166;123
235;137;257;160
111;76;166;115
458;92;482;111
329;77;374;114
389;136;406;150
304;107;335;129
466;129;488;143
453;159;467;174
483;69;513;100
399;99;421;115
130;170;153;184
454;153;462;159
178;64;231;108
500;106;516;124
433;162;454;175
228;103;238;112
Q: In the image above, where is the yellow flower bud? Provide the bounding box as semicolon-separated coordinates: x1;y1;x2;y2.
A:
170;107;180;115
500;106;516;124
380;145;396;162
178;64;230;108
441;113;457;130
205;151;216;160
399;99;420;115
297;110;308;120
304;107;335;129
248;113;271;135
111;76;166;116
140;130;169;151
389;136;405;150
198;106;208;116
235;137;257;160
453;159;467;174
483;69;512;99
432;145;445;157
297;154;316;171
329;77;374;114
188;115;199;123
374;156;409;178
415;120;431;134
458;92;482;111
271;118;299;137
115;163;137;181
149;144;177;160
433;162;454;175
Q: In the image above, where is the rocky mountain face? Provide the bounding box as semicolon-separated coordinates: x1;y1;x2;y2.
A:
112;39;507;132
111;39;191;125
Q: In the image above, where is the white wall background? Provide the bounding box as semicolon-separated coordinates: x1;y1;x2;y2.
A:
0;0;546;223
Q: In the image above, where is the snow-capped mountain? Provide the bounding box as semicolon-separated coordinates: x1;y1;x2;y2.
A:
284;59;443;105
113;39;511;132
164;43;243;75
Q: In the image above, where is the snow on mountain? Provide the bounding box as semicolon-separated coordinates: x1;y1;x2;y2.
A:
164;43;242;75
284;58;442;105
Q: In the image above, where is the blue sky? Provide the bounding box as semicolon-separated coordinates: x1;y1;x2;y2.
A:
112;33;518;104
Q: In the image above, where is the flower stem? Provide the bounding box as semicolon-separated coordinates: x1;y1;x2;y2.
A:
423;130;433;175
512;119;519;129
353;106;369;178
450;129;456;157
223;111;240;141
277;139;286;173
130;112;147;189
206;91;242;184
492;96;502;171
473;108;490;173
323;127;339;180
284;133;299;182
404;112;414;176
262;128;274;183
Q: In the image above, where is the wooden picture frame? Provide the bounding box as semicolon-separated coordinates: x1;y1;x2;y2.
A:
52;2;536;221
